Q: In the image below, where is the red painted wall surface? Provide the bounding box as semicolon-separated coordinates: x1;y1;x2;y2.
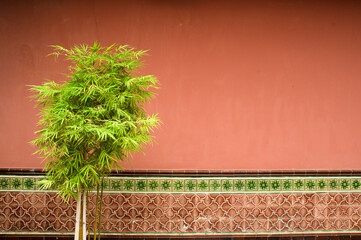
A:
1;0;361;170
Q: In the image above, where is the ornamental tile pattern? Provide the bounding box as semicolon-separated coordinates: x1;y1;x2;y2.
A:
1;175;361;236
2;176;361;193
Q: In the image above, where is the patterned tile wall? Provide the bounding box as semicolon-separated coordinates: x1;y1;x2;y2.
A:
1;175;361;236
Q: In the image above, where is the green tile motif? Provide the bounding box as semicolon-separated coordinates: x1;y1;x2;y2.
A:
124;179;134;191
111;180;121;190
0;178;9;189
24;178;35;190
329;179;338;190
295;179;304;190
148;180;159;191
246;180;257;191
282;179;292;190
11;178;21;189
234;180;245;191
306;179;316;190
198;180;208;191
341;179;350;190
222;180;233;191
317;180;327;190
161;180;171;191
174;180;184;191
136;180;146;191
259;180;269;191
1;175;361;193
185;180;196;191
271;180;280;190
211;180;221;191
352;179;361;190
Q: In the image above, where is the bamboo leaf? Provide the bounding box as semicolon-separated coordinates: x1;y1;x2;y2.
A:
30;43;161;239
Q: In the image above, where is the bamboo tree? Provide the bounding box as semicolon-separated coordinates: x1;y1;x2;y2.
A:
31;42;160;239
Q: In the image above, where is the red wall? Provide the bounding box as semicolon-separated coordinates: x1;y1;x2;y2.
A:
1;0;361;170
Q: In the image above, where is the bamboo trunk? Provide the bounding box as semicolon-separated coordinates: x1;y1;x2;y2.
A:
79;192;84;240
83;191;87;240
74;191;82;240
87;191;91;240
97;178;104;240
93;183;100;240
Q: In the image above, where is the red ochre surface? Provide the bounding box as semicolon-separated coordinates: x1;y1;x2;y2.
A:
1;1;361;170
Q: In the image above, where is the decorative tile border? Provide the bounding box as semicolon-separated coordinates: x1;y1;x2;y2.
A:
1;175;361;193
2;173;361;236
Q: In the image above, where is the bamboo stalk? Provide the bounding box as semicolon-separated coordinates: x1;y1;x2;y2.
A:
83;191;87;240
93;182;100;240
79;191;83;240
74;191;82;240
86;190;91;240
97;177;104;240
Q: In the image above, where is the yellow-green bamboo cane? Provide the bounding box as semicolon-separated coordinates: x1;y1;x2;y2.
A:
75;191;82;240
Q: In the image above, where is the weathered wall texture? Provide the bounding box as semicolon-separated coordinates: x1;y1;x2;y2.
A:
1;0;361;170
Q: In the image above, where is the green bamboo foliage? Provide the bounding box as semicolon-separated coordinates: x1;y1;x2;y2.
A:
31;42;160;201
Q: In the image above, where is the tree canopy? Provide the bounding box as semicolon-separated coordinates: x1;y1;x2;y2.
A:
31;42;160;201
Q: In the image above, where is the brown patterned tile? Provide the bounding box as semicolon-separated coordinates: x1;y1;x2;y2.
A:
184;202;194;212
214;208;224;218
3;191;361;235
171;202;182;212
178;208;188;219
258;202;267;211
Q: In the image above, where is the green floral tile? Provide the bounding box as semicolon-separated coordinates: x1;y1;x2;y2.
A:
328;179;339;190
136;180;147;191
0;177;10;190
160;179;171;191
11;178;22;190
282;179;293;191
222;179;233;191
111;179;122;190
148;179;159;191
258;179;269;191
210;180;221;191
185;179;196;192
234;179;245;191
123;179;134;191
270;180;281;191
317;179;327;191
305;179;316;191
246;179;257;191
294;179;305;191
23;178;36;190
352;179;361;190
171;179;183;191
197;179;209;191
340;179;350;190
